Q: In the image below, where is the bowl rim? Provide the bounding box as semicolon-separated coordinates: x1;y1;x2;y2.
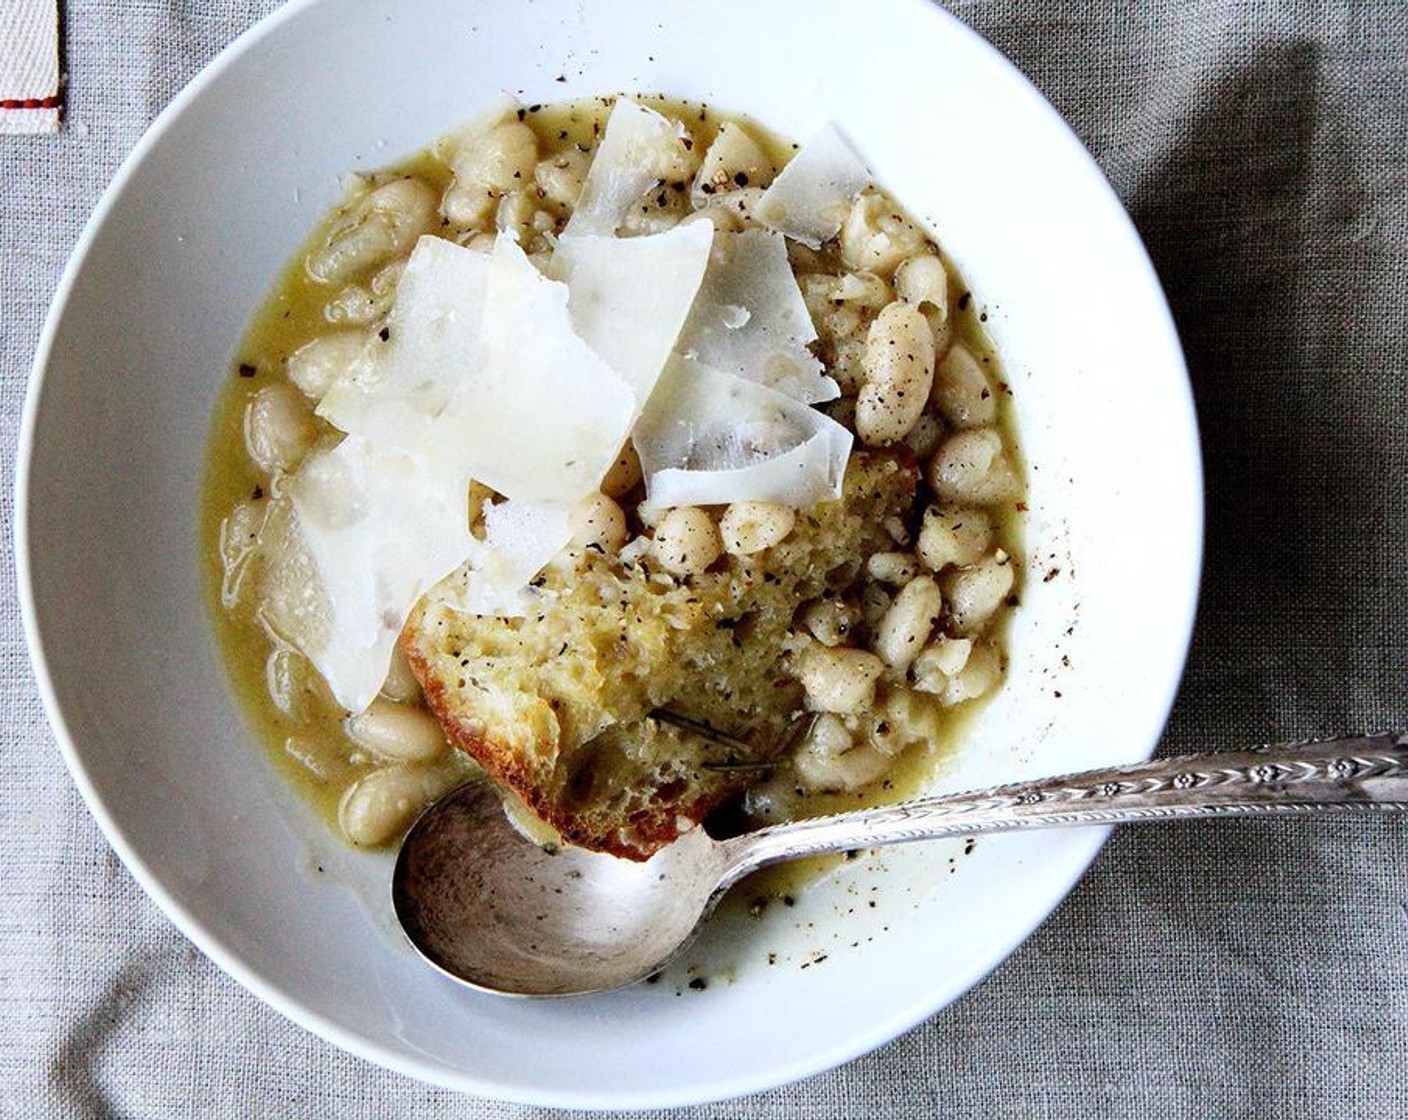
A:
14;0;1204;1106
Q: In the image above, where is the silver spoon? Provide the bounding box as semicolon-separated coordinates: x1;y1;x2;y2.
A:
391;732;1408;997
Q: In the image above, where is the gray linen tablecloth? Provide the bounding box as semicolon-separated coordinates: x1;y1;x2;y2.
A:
2;2;1405;1116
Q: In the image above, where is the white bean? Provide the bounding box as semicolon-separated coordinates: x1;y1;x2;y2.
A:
928;428;1021;505
917;506;994;572
932;343;996;428
911;637;974;694
856;302;936;446
904;413;944;460
943;551;1016;635
651;507;722;576
218;499;266;608
840;191;927;277
866;551;920;586
344;698;447;762
380;647;421;704
869;687;944;755
681;203;745;233
799;598;861;647
534;148;590;211
442;121;539;228
286;333;365;401
495;188;539;242
720;501;796;555
874;575;943;670
832;271;893;310
795;645;885;714
307;178;437;285
859;582;893;633
895;253;949;319
940;641;1002;706
569;491;629;554
794;713;891;792
338;765;459;847
243;383;316;475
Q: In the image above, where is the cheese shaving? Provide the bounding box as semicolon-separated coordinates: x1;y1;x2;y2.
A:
675;229;837;404
444;500;574;617
563;98;692;237
634;357;853;511
756;124;871;249
318;235;489;452
551;222;714;404
273;435;476;711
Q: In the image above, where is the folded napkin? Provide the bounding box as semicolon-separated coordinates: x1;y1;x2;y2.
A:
0;0;60;134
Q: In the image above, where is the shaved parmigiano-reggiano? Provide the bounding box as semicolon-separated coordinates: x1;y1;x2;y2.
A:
563;98;691;237
635;357;853;511
756;124;870;249
445;500;573;617
274;435;476;711
691;122;776;208
460;235;636;501
551;222;714;404
318;235;489;451
675;229;837;404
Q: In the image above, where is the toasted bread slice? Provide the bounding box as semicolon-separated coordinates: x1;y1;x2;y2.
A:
403;453;918;859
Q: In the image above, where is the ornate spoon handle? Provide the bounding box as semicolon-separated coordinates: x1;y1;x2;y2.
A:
722;733;1408;880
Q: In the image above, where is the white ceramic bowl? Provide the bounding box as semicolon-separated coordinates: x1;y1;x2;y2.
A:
17;0;1201;1107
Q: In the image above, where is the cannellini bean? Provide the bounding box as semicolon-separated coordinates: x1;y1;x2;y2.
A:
795;645;885;714
833;271;894;310
651;507;722;576
928;428;1021;505
874;575;943;670
859;582;893;633
570;491;629;554
600;443;643;499
883;516;911;548
534;148;591;211
692;121;775;205
307;178;437;285
794;713;891;792
866;551;920;586
244;383;316;475
618;201;685;237
895;253;949;319
695;185;767;228
442;121;539;227
917;506;994;572
681;203;745;233
799;597;861;647
286;333;365;401
323;284;378;325
380;647;421;704
911;637;974;694
856;302;936;446
462;230;498;253
941;640;1002;706
932;343;996;429
869;687;944;755
840;191;928;276
338;765;460;847
943;551;1016;635
720;501;796;555
904;413;944;460
219;499;266;607
495;188;539;241
345;698;448;762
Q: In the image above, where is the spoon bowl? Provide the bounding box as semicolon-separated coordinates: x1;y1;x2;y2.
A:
392;781;730;996
394;733;1408;997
